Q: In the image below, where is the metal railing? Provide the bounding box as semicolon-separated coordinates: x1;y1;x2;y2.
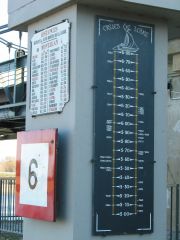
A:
167;184;180;240
0;55;27;140
0;55;27;106
0;178;23;235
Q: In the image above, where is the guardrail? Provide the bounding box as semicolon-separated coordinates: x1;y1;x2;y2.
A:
0;178;23;235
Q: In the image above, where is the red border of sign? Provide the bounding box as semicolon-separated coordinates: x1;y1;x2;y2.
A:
15;129;57;222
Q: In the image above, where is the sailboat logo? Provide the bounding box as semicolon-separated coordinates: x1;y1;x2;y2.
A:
113;24;139;53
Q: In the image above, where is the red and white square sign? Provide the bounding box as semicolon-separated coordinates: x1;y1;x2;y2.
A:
15;129;57;221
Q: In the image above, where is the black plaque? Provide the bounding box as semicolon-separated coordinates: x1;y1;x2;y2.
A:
93;16;154;235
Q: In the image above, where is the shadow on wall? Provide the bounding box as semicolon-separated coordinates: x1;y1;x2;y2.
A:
56;130;71;220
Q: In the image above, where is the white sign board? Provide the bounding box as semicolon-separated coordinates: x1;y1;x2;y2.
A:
30;21;70;115
20;143;49;207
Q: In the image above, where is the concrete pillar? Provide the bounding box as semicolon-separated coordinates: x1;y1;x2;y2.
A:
12;3;167;240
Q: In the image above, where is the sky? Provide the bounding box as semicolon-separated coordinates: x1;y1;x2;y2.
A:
0;0;28;62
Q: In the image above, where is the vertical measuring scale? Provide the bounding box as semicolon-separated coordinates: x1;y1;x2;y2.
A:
93;17;154;235
112;51;116;216
111;50;140;217
135;54;139;215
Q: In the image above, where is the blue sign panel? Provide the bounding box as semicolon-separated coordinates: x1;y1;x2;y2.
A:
93;16;154;235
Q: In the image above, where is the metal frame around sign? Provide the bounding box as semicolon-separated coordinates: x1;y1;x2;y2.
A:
15;129;57;221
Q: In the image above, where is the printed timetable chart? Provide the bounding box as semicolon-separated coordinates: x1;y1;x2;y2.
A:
30;21;70;116
93;17;154;235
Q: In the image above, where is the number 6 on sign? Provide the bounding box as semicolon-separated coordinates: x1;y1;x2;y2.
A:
20;143;49;207
15;129;57;222
28;159;38;190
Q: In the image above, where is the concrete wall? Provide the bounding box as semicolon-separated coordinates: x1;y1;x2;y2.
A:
73;6;167;240
168;96;180;185
167;51;180;236
123;0;180;10
8;0;180;33
168;41;180;185
8;0;72;30
17;3;167;240
24;5;77;240
8;0;71;13
8;0;180;16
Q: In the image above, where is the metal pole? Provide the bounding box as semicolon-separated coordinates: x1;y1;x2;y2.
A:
176;184;179;240
13;55;17;104
170;186;173;240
